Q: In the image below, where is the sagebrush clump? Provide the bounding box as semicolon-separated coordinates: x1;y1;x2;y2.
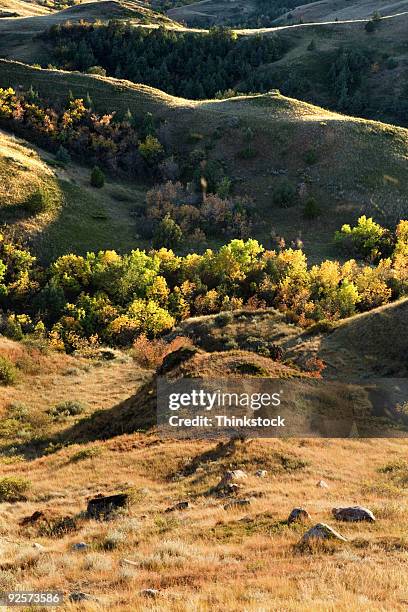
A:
0;356;17;385
0;476;30;501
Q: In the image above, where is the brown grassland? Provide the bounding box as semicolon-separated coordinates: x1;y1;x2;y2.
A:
0;1;407;609
0;304;407;610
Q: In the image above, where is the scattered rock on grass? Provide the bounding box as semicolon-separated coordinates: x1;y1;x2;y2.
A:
217;470;248;490
69;592;98;602
213;482;242;498
72;542;88;551
165;501;189;513
288;507;311;524
332;506;375;523
87;493;129;520
224;499;251;510
301;523;347;543
140;589;160;599
255;470;267;478
316;480;329;488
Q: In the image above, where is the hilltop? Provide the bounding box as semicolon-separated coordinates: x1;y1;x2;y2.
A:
3;299;404;448
0;2;407;126
276;0;408;23
166;0;408;26
172;299;408;379
1;59;407;262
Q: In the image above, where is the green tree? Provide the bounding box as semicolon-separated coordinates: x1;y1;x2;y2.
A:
90;166;105;188
139;136;164;165
153;215;183;250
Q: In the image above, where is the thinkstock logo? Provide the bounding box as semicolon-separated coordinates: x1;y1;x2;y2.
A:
168;388;285;429
157;377;408;439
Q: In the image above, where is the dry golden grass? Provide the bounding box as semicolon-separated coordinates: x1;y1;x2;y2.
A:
0;434;407;610
0;338;147;413
0;303;407;609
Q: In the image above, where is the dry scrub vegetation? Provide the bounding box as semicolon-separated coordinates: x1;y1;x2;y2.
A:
0;434;407;610
0;334;408;610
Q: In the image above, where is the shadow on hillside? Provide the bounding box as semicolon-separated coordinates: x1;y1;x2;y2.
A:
1;379;157;460
318;300;408;378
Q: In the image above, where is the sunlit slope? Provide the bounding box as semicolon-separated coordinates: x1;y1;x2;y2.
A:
0;0;50;17
0;129;60;209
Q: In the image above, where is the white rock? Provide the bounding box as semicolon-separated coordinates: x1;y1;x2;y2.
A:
316;480;329;488
255;470;268;478
217;470;248;489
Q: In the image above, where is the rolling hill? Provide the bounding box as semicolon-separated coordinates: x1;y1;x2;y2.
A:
2;298;407;447
276;0;408;23
0;127;153;261
167;0;256;25
0;3;407;610
0;129;62;240
0;1;407;127
166;0;408;26
0;0;181;64
0;0;50;17
1;59;407;262
250;11;408;127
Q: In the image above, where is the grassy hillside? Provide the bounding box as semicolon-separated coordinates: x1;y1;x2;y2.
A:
1;60;407;262
1;429;407;609
292;298;408;378
252;12;408;127
0;0;181;64
166;0;408;26
0;128;153;261
0;130;57;207
8;299;401;447
0;0;50;17
167;0;256;25
1;2;407;126
276;0;408;23
171;299;408;379
0;129;63;238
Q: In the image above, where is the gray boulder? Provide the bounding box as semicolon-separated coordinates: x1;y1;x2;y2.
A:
301;523;347;543
255;470;268;478
165;501;189;513
332;506;375;522
288;507;311;524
